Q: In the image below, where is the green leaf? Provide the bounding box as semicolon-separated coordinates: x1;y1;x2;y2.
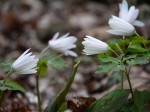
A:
44;61;80;112
0;80;25;92
0;59;14;72
96;63;115;74
98;56;120;64
123;55;137;62
127;45;149;53
59;103;67;112
37;59;48;77
84;89;130;112
114;64;126;71
48;57;68;70
131;90;150;112
42;54;68;70
107;39;124;47
107;39;124;53
96;63;125;74
127;36;150;45
120;90;150;112
126;57;149;66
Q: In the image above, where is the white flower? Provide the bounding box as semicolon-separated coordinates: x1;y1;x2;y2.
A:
107;16;135;36
11;49;39;74
119;0;144;27
82;35;109;55
48;32;78;57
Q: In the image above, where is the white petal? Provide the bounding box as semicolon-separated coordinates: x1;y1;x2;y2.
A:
126;6;139;23
119;0;128;19
65;50;78;57
107;29;135;36
133;20;145;27
52;32;59;40
12;49;31;67
129;9;139;23
60;33;70;39
118;0;143;28
15;69;37;74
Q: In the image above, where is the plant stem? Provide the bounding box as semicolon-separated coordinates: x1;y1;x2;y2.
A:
2;69;12;85
41;46;49;54
51;54;63;61
0;91;3;109
109;48;119;57
0;69;12;108
116;43;124;54
122;36;126;53
35;74;42;112
39;46;50;58
135;31;140;36
35;46;50;112
121;71;124;89
123;35;125;40
125;68;134;103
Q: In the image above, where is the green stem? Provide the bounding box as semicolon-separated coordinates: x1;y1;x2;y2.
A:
35;74;42;112
121;71;124;89
41;46;49;54
35;46;50;112
0;69;12;108
2;69;12;85
125;68;134;103
122;36;126;53
109;48;119;57
39;46;50;58
51;54;63;61
116;43;124;54
135;31;140;36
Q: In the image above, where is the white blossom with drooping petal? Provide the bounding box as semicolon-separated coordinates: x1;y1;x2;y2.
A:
119;0;144;27
107;16;135;36
48;32;78;57
11;49;39;74
82;35;109;55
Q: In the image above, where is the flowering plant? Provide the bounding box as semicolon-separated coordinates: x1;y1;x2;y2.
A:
0;0;150;112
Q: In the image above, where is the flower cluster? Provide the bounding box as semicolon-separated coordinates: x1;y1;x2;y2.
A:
1;0;147;112
82;0;144;55
108;0;144;36
10;0;144;75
